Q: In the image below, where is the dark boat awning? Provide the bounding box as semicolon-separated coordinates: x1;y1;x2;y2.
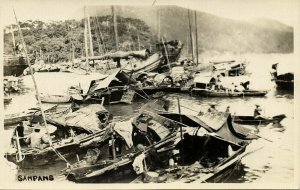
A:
190;112;255;145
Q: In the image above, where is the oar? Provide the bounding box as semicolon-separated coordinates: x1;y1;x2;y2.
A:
240;146;265;159
249;132;273;142
15;131;24;162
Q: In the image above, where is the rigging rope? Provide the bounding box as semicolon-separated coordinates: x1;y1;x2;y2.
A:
91;17;104;55
94;16;107;54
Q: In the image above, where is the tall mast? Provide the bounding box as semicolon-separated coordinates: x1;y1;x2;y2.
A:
72;43;75;62
10;25;16;54
188;9;194;62
194;10;199;65
137;34;141;51
186;33;189;55
112;6;119;51
157;6;161;41
87;11;94;57
84;6;89;72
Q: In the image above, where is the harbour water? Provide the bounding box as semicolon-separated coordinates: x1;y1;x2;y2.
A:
3;53;295;183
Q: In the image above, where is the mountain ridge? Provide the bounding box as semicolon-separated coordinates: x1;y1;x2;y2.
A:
88;5;293;54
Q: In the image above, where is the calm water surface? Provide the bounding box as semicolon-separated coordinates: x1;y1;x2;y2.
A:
3;53;295;183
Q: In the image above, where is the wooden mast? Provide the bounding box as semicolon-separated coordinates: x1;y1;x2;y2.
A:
72;43;75;62
186;33;189;55
112;6;119;51
157;6;161;41
84;6;89;72
194;10;199;65
10;25;16;54
188;9;194;62
137;33;141;51
177;97;184;163
87;11;94;57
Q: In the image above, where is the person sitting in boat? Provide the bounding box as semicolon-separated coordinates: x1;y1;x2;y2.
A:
234;85;240;92
208;103;218;113
229;83;235;92
11;122;27;148
254;104;263;118
26;125;49;149
240;81;250;90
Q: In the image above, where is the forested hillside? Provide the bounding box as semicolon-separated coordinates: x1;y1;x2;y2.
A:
4;16;156;63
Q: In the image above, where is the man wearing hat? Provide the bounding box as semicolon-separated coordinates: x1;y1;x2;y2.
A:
26;123;49;149
254;104;263;118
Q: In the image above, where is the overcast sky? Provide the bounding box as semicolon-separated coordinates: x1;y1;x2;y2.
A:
0;0;298;27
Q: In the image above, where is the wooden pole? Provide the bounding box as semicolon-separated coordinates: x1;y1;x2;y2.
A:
137;34;141;51
11;25;16;54
72;43;75;62
15;130;23;162
161;37;170;71
177;97;184;163
194;10;199;65
188;9;194;62
158;6;161;41
84;6;89;72
186;33;189;55
112;6;119;51
111;132;116;159
13;9;53;146
87;12;94;57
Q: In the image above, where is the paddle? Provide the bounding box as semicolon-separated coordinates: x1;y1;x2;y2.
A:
249;132;273;142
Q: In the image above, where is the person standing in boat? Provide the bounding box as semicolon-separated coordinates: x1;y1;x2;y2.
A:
26;125;49;149
271;63;278;80
11;122;27;148
215;75;222;90
225;106;230;113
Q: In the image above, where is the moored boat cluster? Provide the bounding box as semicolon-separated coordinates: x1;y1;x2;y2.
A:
4;39;291;184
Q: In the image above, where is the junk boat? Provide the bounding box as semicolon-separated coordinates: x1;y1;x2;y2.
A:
86;40;183;75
